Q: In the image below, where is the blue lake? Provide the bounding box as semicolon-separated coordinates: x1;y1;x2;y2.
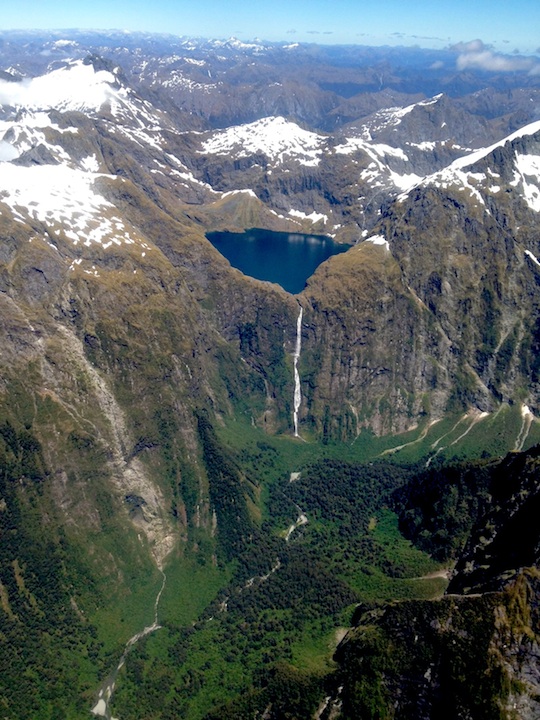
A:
206;228;351;294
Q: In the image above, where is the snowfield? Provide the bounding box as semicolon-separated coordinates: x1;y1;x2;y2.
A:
0;163;146;250
200;116;326;167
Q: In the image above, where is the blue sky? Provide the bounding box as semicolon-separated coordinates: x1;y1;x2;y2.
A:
2;0;540;54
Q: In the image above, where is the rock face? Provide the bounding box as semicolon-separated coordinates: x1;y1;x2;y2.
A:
333;446;540;720
448;447;540;595
307;123;540;438
336;573;540;720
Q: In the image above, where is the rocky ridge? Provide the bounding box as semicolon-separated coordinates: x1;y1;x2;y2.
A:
332;446;540;720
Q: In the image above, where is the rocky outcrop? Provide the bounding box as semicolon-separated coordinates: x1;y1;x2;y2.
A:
332;446;540;720
448;447;540;595
335;572;540;720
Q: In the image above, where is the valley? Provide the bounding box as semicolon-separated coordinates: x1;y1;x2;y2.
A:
1;29;540;719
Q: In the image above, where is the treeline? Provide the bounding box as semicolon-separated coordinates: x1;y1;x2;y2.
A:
198;413;259;560
197;412;283;577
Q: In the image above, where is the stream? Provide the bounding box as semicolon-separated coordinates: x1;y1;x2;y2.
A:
91;570;167;720
90;466;307;715
215;477;308;617
282;473;308;543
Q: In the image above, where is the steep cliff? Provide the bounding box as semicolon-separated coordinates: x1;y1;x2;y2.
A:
331;446;540;720
291;124;540;440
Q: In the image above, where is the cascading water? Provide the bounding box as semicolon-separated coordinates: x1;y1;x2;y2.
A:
91;570;167;720
293;305;303;437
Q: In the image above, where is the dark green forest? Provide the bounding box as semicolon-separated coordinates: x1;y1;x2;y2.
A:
0;422;102;719
1;412;536;719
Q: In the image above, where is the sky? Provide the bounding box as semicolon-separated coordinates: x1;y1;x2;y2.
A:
2;0;540;55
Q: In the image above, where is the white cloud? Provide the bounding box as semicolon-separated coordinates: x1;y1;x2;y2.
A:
451;39;540;75
0;78;32;106
0;140;19;161
0;62;116;111
450;39;486;54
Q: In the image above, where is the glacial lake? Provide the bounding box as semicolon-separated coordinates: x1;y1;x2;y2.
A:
206;228;351;294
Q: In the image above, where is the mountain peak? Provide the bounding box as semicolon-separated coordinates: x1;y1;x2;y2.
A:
199;116;326;167
0;59;119;114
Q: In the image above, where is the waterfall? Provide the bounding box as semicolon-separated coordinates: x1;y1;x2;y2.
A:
91;570;166;720
293;305;303;437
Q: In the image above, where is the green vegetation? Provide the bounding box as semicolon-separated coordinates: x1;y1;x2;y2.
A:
104;413;540;719
0;421;102;719
109;418;456;720
159;558;232;627
3;399;537;719
218;401;539;475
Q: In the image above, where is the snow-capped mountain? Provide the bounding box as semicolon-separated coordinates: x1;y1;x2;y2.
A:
400;118;540;212
199;116;326;168
0;58;213;256
0;56;474;244
1;44;539;250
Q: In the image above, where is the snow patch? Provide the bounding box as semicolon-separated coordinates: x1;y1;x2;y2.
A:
514;154;540;211
200;116;325;167
365;234;390;251
406;140;439;151
184;58;206;66
525;249;540;267
389;169;423;191
335;137;408;160
289;209;328;224
221;188;257;199
0;163;143;248
81;154;100;172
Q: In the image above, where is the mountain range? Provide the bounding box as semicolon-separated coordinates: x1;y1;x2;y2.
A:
2;30;540;719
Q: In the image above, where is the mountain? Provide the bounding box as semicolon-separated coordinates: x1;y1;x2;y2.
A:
331;446;540;720
4;51;540;443
2;31;540;719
